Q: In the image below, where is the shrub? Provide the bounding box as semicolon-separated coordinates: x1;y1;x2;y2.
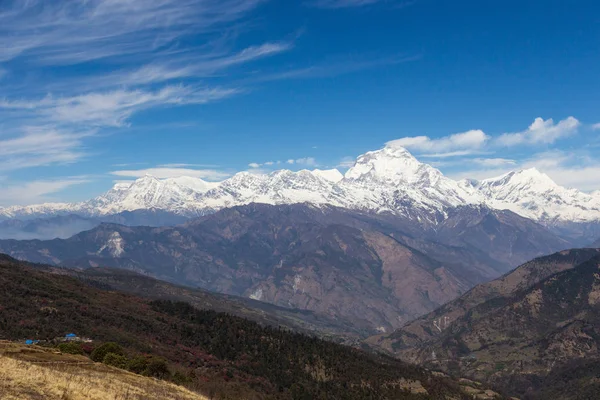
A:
90;342;124;362
127;356;149;374
171;370;191;385
57;342;83;355
145;357;170;378
103;353;129;369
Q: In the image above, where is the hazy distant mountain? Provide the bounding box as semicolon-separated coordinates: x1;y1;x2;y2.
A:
1;145;598;244
0;203;569;334
0;210;188;240
0;215;99;240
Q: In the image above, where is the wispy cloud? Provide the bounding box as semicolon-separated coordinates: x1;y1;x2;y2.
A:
309;0;407;8
110;167;231;181
0;177;90;206
2;86;239;127
0;0;274;186
0;127;90;171
287;157;317;166
248;54;421;83
336;156;356;168
100;42;293;88
472;158;517;167
0;0;267;64
592;123;600;131
158;163;220;168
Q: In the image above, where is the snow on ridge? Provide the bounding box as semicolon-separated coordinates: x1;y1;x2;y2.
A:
3;146;600;224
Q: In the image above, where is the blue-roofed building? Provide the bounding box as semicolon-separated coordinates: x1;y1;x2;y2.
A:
65;333;78;341
25;340;33;345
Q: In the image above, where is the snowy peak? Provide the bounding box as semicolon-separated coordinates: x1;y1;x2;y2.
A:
481;168;560;193
2;145;599;226
477;168;600;223
344;146;438;185
311;169;344;183
165;176;219;193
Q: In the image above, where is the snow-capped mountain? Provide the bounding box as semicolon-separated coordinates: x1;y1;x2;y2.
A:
465;168;600;224
1;145;599;230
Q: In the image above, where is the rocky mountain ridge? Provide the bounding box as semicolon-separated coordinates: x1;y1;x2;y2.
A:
0;203;570;335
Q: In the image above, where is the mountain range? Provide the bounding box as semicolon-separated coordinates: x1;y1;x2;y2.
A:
0;203;570;335
2;145;600;243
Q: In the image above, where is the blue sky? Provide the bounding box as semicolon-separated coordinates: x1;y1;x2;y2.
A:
1;0;599;205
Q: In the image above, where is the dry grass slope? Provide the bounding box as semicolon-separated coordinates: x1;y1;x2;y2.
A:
0;342;207;400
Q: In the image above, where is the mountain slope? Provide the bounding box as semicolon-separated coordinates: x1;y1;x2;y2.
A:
370;249;600;399
0;203;569;334
68;266;368;340
0;254;499;400
369;248;600;351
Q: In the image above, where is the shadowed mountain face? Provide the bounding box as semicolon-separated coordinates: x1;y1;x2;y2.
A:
0;203;569;334
369;248;600;399
65;267;369;341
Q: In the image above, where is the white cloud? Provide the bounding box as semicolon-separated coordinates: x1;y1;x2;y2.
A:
291;157;317;166
110;167;231;181
248;160;280;168
386;129;489;154
0;177;90;206
496;117;580;146
592;123;600;131
419;150;485;158
472;158;516;167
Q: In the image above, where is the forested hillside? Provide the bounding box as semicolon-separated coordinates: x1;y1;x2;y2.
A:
0;254;501;399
